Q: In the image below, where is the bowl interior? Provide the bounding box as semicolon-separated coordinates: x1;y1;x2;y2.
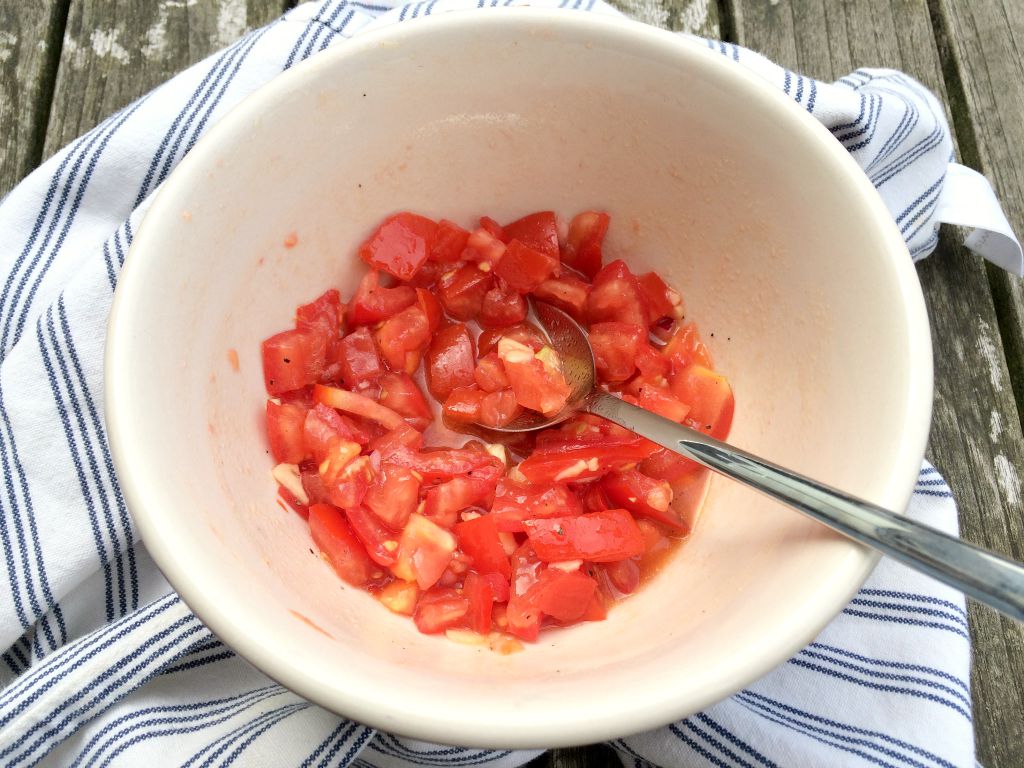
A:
107;10;931;748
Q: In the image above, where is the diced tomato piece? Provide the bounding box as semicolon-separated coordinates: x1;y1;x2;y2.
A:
337;327;384;388
578;482;612;514
506;544;543;641
455;515;512;579
464;227;507;265
635;344;671;380
442;385;484;423
630;382;690;423
525;509;645;563
262;328;325;395
498;338;571;417
478;282;527;328
490;479;582;532
518;436;659;484
604;558;641;595
462;571;494;634
502;211;560;259
438;262;492;321
385;446;496;484
324;454;373;510
309;503;378;586
663;323;713;371
277;484;309;519
346;506;400;566
377;580;419;615
266;400;308;464
393;513;458;590
637;272;679;326
303;403;360;462
671;364;734;440
367;422;423;456
301;467;329;506
639;447;701;487
477;322;547;357
579;591;608;622
431;219;471;263
425;323;476;401
359;212;438;281
413;587;469;634
479;389;522;428
601;468;683;529
495;240;559;293
473;353;510;392
533;568;599;623
375;304;431;374
314;384;405;430
479;216;505;240
532;275;590;322
562;211;609;279
588;259;648;327
363;462;420;529
483;572;510;603
348;271;416;326
589;322;645;383
415;288;443;333
424;462;502;528
377;373;432;430
296;290;345;374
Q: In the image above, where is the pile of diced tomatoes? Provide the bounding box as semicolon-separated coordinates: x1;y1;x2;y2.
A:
261;210;733;645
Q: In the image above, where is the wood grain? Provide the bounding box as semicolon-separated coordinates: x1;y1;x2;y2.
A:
43;0;287;158
723;2;1024;765
0;1;68;197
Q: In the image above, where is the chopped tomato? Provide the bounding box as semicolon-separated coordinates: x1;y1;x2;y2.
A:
473;353;510;392
438;262;492;320
359;212;438;281
262;328;325;395
431;219;471;263
377;580;419;615
309;503;378;586
425;323;476;401
413;587;469;634
336;327;384;388
630;382;690;423
637;272;679;326
635;344;671;380
498;338;571;416
518;436;659;484
533;568;599;623
442;385;484;423
385;445;497;484
348;270;416;326
495;240;559;293
377;373;432;430
462;571;495;634
525;509;645;563
502;211;560;259
296;290;344;373
603;558;640;595
588;259;648;327
478;215;505;241
266;400;308;464
532;275;590;322
464;227;507;265
506;544;543;641
671;364;735;440
303;403;361;462
479;282;527;328
392;513;458;589
314;384;405;430
639;447;701;487
364;463;420;529
415;288;443;333
562;211;609;279
423;462;502;528
367;422;423;456
589;322;645;383
324;454;374;510
347;506;400;566
277;484;309;519
479;389;522;428
663;323;713;371
477;322;547;356
601;469;682;529
375;304;431;374
454;515;512;579
490;479;582;532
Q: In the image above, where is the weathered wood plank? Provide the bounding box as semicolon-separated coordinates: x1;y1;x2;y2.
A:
609;0;719;36
926;3;1024;764
43;0;287;158
722;2;1024;766
0;1;68;197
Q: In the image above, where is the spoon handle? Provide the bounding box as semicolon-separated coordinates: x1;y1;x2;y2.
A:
587;391;1024;622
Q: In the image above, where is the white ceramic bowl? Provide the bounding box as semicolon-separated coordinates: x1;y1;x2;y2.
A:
106;9;932;748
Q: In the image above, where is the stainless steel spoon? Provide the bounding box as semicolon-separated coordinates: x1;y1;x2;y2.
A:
482;300;1024;622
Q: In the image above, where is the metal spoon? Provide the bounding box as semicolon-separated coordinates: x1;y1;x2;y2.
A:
482;300;1024;622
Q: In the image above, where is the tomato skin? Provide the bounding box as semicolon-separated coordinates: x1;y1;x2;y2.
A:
635;344;671;380
364;463;420;529
663;323;713;372
425;323;476;401
671;364;734;440
375;304;431;375
589;322;646;383
604;558;641;594
385;445;497;484
266;400;308;464
367;422;423;456
601;469;682;529
478;389;521;428
423;463;502;528
309;503;378;586
629;382;690;423
302;403;360;462
477;322;547;357
495;240;559;293
462;571;495;634
337;327;384;388
393;513;458;590
348;271;416;326
518;436;659;484
324;454;374;510
563;211;609;279
431;219;471;263
413;588;469;634
473;353;510;392
296;290;345;373
442;385;484;423
454;515;512;579
533;568;599;623
479;282;527;328
639;447;701;487
532;275;590;322
377;372;432;431
359;212;438;281
490;479;582;532
262;328;325;395
479;216;505;241
637;272;678;325
346;505;400;566
588;259;648;327
314;384;405;430
415;288;443;333
438;263;492;321
503;211;560;259
464;227;507;265
525;509;646;563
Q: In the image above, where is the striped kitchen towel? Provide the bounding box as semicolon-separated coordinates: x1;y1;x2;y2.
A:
0;1;1016;766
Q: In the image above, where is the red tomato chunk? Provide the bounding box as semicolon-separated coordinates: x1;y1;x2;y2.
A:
260;209;734;646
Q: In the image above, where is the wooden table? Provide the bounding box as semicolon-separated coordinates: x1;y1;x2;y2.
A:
2;0;1020;765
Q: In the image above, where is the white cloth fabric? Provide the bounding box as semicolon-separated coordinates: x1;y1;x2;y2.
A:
1;1;1013;765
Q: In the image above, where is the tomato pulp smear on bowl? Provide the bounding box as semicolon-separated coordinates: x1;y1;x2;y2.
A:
260;210;734;647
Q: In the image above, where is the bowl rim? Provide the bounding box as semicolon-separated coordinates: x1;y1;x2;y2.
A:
105;7;934;748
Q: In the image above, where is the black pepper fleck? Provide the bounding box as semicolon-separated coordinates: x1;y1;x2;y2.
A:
283;357;291;363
